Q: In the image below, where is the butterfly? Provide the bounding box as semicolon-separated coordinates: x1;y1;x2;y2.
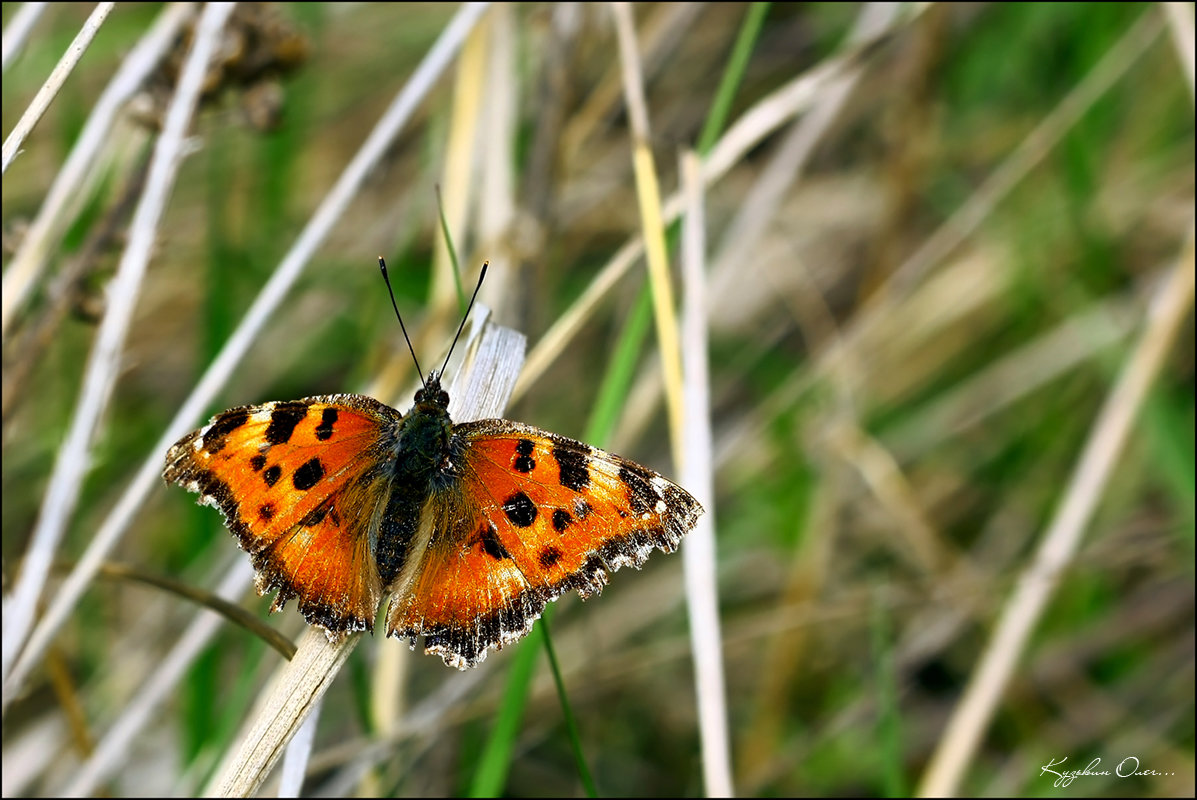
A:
163;262;703;669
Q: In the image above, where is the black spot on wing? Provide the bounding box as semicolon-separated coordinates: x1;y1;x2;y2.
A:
539;546;563;568
259;503;275;521
293;457;325;491
262;465;281;487
315;407;338;441
249;454;267;472
502;491;537;527
301;506;327;527
513;438;536;473
202;409;250;454
554;445;591;491
477;523;511;561
265;401;307;445
552;508;572;533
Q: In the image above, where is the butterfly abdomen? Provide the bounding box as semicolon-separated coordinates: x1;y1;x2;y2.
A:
375;481;429;588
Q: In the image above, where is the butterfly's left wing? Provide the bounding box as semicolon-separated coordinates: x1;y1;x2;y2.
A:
164;395;399;633
386;420;702;668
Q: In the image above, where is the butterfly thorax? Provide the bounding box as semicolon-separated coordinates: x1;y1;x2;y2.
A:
374;378;456;587
391;395;452;481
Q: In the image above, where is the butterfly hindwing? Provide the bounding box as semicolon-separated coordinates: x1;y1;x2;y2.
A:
386;420;701;668
164;394;400;633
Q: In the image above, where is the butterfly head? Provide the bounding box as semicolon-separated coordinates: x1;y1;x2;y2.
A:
412;373;450;412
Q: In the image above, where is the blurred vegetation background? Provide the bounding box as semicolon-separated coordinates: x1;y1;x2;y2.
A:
1;2;1193;797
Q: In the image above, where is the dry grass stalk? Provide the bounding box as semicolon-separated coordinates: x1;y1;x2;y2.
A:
611;1;687;459
1;2;114;174
680;149;734;798
1;2;50;72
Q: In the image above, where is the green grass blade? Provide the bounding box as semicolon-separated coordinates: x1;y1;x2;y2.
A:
540;609;599;797
697;2;770;155
435;184;467;312
465;627;541;797
871;592;906;797
585;286;654;445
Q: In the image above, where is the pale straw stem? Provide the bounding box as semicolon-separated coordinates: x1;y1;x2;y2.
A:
1;1;48;73
2;2;114;174
474;3;518;316
680;150;734;797
429;19;488;308
278;701;321;798
562;2;703;157
208;628;361;797
611;1;686;456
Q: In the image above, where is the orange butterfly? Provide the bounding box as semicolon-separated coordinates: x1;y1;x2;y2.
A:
163;262;702;668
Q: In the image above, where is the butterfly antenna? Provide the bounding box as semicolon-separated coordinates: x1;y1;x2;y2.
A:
378;257;426;389
439;261;488;379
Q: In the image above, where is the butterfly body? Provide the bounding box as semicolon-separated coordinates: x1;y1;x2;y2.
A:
165;373;702;668
371;384;454;586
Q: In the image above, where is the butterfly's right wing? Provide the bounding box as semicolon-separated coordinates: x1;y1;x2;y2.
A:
164;394;399;634
386;420;702;668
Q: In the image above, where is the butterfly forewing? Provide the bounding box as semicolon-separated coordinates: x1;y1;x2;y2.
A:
385;420;701;668
164;394;400;633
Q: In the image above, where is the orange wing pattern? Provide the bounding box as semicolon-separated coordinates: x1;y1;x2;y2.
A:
164;394;400;633
387;420;702;668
